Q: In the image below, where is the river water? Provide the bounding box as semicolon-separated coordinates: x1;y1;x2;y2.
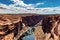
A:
23;34;35;40
18;27;35;40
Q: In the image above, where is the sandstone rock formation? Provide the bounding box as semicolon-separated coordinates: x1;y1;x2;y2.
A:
0;14;60;40
0;14;44;40
42;15;60;40
34;26;44;40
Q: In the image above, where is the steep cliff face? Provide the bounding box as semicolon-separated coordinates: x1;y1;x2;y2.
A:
0;15;21;40
0;14;45;40
22;15;46;27
0;14;60;40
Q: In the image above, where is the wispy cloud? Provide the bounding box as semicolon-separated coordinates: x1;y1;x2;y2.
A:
0;0;60;14
0;0;44;13
10;0;44;9
0;5;60;14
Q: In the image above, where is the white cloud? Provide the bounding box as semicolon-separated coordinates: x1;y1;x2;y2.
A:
11;0;44;8
0;0;44;13
36;3;44;6
0;0;60;14
0;5;60;14
0;3;9;9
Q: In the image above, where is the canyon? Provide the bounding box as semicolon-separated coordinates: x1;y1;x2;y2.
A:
0;14;60;40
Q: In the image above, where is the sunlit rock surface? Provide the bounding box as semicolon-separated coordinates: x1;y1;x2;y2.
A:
0;14;60;40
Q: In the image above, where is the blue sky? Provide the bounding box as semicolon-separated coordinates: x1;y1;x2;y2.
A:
0;0;14;5
0;0;60;14
23;0;60;8
0;0;60;8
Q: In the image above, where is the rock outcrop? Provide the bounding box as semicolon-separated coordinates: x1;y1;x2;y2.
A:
0;14;60;40
0;14;45;40
42;15;60;40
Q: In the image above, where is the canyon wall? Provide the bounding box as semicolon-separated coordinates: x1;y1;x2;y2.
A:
0;14;60;40
0;14;45;40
